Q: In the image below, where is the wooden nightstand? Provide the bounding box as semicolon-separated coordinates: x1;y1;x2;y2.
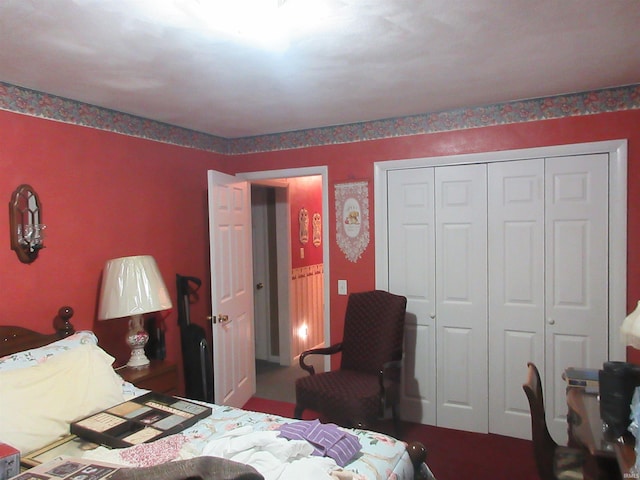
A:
118;360;178;394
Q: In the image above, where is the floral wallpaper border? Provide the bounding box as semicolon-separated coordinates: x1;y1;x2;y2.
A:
1;81;639;156
0;82;228;154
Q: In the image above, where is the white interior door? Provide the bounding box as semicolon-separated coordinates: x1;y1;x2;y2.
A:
387;167;437;425
488;159;545;439
435;164;488;433
208;169;255;408
545;154;609;443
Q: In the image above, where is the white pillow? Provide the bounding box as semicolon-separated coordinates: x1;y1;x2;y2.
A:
0;330;98;372
0;344;125;454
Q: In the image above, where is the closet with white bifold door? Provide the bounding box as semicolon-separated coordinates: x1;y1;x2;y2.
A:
386;149;613;443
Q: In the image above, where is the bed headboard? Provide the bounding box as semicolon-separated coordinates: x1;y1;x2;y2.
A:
0;306;75;357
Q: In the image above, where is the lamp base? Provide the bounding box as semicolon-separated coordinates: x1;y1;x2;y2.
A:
126;315;150;368
127;347;151;368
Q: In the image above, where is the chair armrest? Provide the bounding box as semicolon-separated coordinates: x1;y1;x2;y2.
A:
299;342;343;375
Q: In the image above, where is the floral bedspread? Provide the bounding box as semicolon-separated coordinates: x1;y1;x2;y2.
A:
1;335;435;479
84;390;435;480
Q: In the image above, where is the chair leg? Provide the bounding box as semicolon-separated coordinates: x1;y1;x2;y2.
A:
294;405;304;419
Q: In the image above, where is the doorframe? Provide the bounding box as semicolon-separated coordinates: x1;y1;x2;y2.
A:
374;139;628;362
239;166;330;370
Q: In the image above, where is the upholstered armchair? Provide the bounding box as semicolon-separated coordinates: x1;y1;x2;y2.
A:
294;290;407;435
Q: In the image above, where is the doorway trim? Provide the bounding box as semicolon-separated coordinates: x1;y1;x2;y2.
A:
239;166;330;370
374;139;627;362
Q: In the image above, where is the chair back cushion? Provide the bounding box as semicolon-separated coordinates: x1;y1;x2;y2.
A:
340;290;407;375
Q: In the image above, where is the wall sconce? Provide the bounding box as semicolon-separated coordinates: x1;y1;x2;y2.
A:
9;184;46;264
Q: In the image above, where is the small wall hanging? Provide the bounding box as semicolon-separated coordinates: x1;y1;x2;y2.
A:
299;208;309;244
335;181;369;262
312;213;322;247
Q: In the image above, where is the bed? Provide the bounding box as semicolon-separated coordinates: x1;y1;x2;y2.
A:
0;309;435;480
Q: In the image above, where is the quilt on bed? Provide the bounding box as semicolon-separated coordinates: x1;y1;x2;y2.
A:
82;394;426;480
0;331;435;480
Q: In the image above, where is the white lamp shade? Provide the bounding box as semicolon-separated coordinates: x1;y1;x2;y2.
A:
98;255;173;320
621;300;640;349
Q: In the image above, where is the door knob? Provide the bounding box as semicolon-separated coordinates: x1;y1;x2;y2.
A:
256;282;264;289
547;318;555;325
210;314;230;324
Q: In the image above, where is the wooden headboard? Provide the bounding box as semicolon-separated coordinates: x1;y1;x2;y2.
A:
0;306;75;357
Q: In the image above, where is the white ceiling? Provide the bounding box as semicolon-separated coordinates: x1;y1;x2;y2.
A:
1;0;639;138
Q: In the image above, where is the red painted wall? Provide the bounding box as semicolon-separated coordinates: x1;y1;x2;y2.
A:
289;176;323;269
3;106;640;380
224;111;640;362
0;110;227;379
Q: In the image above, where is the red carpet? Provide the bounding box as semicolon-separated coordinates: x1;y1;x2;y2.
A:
243;397;538;480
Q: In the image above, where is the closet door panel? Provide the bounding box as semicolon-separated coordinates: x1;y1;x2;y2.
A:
441;224;472;300
552;221;589;304
402;322;435;421
440;326;472;405
545;154;609;443
435;164;488;433
388;168;437;424
488;159;544;439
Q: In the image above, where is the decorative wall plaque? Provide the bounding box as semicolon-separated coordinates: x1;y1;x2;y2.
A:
312;213;322;247
335;181;369;262
299;208;309;244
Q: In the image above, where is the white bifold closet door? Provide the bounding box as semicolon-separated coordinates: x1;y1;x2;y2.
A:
387;163;488;433
388;153;609;441
387;167;438;425
434;164;488;433
544;155;608;443
488;155;608;441
487;158;545;439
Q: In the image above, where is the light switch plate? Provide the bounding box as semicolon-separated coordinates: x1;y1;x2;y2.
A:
338;279;347;295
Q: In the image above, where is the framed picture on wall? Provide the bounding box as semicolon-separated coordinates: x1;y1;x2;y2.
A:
335;181;369;262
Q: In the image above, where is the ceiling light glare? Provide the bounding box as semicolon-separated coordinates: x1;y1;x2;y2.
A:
192;0;331;50
281;0;332;35
193;0;286;49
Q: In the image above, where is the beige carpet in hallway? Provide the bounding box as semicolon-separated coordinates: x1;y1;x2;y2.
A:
255;356;324;404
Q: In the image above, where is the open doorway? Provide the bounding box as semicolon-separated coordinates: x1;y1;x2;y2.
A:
252;183;283;365
249;174;326;404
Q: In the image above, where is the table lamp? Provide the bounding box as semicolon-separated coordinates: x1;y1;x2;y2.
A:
98;255;172;368
621;300;640;349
